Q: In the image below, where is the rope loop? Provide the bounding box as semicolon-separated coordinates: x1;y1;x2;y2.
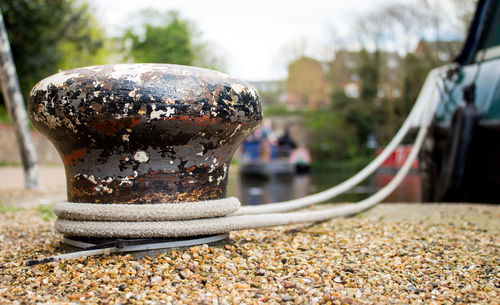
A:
53;197;241;221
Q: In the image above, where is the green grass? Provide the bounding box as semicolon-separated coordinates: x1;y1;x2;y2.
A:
0;203;56;221
0;205;26;213
37;203;56;221
0;161;22;167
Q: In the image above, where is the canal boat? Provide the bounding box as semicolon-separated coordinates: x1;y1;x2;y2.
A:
240;125;310;177
418;0;500;203
377;145;419;174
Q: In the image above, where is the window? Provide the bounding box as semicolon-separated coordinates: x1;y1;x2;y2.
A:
476;1;500;61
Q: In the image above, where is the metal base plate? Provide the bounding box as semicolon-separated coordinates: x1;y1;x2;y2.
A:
63;233;229;255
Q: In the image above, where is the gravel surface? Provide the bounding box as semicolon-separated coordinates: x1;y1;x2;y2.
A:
0;204;498;304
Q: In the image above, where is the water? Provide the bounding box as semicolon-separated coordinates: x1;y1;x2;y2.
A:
227;169;421;205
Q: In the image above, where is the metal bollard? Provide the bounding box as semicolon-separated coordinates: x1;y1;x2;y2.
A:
29;64;261;204
28;64;261;247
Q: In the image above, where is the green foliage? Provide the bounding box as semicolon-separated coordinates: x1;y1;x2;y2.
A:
57;11;110;70
0;105;10;124
124;11;194;65
263;105;311;117
326;49;399;160
37;204;55;221
263;105;289;116
330;88;376;157
359;49;380;100
0;0;106;100
309;155;373;173
0;205;25;213
122;9;224;71
304;110;359;161
372;97;404;146
401;53;435;114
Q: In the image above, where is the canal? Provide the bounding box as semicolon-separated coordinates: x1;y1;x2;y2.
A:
227;169;421;205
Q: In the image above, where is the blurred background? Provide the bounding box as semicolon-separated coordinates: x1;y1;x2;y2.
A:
0;0;477;206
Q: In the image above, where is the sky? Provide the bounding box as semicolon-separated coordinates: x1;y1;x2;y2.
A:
87;0;441;82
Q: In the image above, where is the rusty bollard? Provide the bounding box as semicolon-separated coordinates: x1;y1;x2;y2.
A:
28;64;261;243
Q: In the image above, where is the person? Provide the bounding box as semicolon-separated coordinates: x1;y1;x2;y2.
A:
277;126;297;158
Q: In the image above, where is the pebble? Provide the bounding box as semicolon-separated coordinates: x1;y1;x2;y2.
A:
0;205;498;304
284;281;297;288
150;275;162;283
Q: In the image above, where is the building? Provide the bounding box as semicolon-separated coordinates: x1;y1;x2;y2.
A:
415;40;463;63
286;57;330;110
329;50;403;100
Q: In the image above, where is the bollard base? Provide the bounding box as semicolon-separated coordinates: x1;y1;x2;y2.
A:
61;234;229;259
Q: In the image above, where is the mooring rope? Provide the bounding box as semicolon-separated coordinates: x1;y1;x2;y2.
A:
234;67;442;215
53;197;240;221
55;91;433;238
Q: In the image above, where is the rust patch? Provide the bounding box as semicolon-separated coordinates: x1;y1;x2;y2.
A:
64;148;85;166
168;115;221;127
92;117;141;136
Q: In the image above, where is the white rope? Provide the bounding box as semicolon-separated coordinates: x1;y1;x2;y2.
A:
54;87;434;238
53;197;240;221
234;67;443;215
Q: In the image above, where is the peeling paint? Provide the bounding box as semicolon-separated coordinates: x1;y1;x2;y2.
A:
133;151;149;163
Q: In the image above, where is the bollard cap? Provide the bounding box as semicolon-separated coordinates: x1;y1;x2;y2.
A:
30;64;261;134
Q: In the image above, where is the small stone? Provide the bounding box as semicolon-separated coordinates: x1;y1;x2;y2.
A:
339;296;352;304
282;295;292;302
344;268;355;273
118;283;127;291
334;276;342;283
68;294;83;301
174;265;185;271
284;281;297;288
256;269;265;276
215;255;228;263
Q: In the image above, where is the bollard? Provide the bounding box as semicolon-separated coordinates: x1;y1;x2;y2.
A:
28;64;261;246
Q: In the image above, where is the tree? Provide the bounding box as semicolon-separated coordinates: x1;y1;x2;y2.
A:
124;11;193;65
123;10;224;70
401;53;434;114
0;9;38;189
0;0;105;100
451;0;477;36
359;49;380;101
304;110;359;161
